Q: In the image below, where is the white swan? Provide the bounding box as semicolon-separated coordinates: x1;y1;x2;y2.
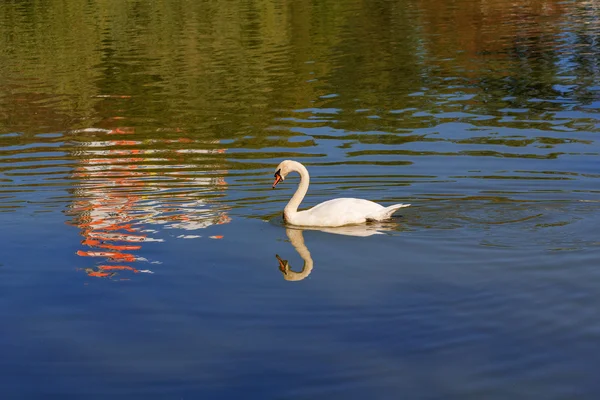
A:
272;160;410;227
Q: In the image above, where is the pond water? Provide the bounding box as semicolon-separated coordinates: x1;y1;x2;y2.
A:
1;0;599;398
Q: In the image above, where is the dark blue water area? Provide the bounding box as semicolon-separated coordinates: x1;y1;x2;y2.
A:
2;0;600;397
1;206;598;399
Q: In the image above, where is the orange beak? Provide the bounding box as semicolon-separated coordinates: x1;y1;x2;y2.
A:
276;254;287;274
272;174;282;189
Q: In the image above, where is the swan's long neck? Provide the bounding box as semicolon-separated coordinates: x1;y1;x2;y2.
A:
284;228;313;281
284;161;310;220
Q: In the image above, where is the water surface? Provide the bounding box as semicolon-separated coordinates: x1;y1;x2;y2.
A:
1;0;599;398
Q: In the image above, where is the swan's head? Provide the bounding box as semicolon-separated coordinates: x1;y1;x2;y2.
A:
272;160;293;188
275;254;311;281
275;254;289;275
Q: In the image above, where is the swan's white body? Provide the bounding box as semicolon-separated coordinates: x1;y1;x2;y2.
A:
272;160;410;227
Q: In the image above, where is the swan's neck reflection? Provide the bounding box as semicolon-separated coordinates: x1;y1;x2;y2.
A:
276;222;398;281
276;228;313;282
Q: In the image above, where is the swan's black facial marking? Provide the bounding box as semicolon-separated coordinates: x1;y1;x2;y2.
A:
272;169;283;188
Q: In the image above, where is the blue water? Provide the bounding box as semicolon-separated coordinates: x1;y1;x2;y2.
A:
1;0;600;398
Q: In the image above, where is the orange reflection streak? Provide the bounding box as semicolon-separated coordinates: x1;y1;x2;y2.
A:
84;265;141;278
67;124;231;279
81;239;141;251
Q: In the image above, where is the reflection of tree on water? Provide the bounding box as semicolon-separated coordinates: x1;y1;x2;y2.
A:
66;126;230;279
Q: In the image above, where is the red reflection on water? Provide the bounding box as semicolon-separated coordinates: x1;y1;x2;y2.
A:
68;125;230;279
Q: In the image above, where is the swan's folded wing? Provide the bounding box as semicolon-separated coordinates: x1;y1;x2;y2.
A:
296;198;384;227
365;203;410;221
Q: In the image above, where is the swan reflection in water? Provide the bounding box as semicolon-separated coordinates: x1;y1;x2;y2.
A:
276;228;313;282
275;222;398;281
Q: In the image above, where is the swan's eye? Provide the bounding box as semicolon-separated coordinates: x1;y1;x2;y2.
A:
274;169;281;178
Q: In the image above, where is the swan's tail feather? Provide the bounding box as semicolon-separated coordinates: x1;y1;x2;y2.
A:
366;203;411;221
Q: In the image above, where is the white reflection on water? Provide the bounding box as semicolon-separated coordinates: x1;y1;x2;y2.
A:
276;222;398;281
